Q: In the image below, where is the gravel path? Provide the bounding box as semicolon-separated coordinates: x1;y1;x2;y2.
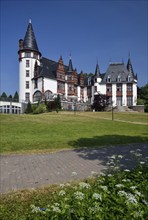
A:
0;143;147;193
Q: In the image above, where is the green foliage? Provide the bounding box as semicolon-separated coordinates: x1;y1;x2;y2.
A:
92;94;110;111
137;99;145;105
0;151;148;220
54;94;61;112
138;84;148;112
25;101;33;114
46;95;61;112
13;91;19;102
0;92;7;101
33;103;47;114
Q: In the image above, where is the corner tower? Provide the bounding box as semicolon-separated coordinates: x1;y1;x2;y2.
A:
18;19;41;103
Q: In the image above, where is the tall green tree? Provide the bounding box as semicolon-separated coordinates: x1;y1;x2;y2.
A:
13;91;19;102
0;92;7;101
54;94;61;112
25;101;33;114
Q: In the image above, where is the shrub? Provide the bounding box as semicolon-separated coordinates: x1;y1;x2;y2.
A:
33;103;47;114
25;101;33;114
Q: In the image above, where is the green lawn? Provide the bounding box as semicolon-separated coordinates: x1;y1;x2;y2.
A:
0;112;147;154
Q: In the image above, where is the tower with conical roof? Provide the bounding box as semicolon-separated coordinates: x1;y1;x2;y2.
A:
18;19;41;103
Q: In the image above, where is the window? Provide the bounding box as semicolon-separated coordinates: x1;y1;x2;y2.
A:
26;70;29;77
128;75;131;82
106;85;112;92
95;86;97;92
34;79;38;89
127;96;133;106
117;75;121;82
25;93;30;102
116;97;122;106
117;84;122;92
127;84;132;92
26;81;29;89
34;53;38;59
44;90;52;100
25;52;31;58
107;76;111;82
33;91;42;102
26;60;30;67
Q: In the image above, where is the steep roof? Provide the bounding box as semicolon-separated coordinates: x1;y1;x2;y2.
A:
23;20;40;54
101;62;136;83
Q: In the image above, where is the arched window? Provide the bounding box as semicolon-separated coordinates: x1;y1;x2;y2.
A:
44;90;52;100
33;91;42;102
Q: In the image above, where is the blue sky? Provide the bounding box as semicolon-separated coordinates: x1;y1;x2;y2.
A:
0;0;147;96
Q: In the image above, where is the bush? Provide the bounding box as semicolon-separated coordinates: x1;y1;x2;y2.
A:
137;99;145;105
33;103;47;114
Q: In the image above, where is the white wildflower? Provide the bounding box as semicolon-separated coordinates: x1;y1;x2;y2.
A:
115;184;124;188
140;161;145;164
74;191;84;200
124;169;130;172
108;174;112;177
130;186;137;190
71;171;77;176
60;184;65;188
118;190;127;197
126;193;137;204
134;190;142;197
139;171;142;174
58;190;66;196
100;185;108;191
31;205;41;213
51;205;61;213
142;199;148;206
92;193;102;201
118;155;123;159
100;172;106;176
79;182;91;189
110;155;116;159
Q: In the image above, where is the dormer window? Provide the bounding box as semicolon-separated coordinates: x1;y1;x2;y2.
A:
128;75;131;82
117;75;121;82
107;76;111;82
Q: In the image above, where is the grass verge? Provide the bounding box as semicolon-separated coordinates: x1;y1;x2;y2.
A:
0;112;148;154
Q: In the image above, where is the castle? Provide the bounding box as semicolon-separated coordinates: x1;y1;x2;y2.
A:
18;19;137;108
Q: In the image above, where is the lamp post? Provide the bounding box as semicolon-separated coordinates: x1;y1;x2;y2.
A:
112;101;114;121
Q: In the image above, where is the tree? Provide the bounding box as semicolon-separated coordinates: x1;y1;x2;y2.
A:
25;101;33;114
13;91;19;102
0;92;7;101
137;84;148;112
91;94;110;111
54;94;61;112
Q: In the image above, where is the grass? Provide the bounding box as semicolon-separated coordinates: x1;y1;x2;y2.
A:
0;111;148;154
0;151;148;220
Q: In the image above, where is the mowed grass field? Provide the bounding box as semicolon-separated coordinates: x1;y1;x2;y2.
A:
0;111;148;154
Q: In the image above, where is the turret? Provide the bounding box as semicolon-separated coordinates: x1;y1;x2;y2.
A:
18;19;41;103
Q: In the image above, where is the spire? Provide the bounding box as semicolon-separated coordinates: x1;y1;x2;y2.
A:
23;20;40;53
127;55;134;75
68;54;73;72
95;60;100;76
